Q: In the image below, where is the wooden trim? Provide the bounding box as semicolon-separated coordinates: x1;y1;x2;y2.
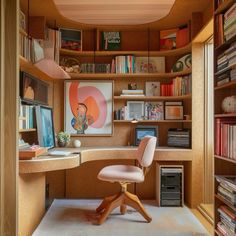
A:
1;0;19;235
113;120;192;123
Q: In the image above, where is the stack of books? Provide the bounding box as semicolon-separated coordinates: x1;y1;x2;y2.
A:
113;55;135;74
160;75;191;96
120;89;144;97
224;3;236;42
167;128;191;148
215;118;236;159
217;205;236;236
216;176;236;205
80;63;111;73
114;106;128;120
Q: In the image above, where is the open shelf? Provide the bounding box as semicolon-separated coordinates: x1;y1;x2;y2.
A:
20;56;53;81
114;94;191;101
215;155;236;164
214;229;223;236
215;35;236;52
69;68;192;80
215;80;236;90
215;194;236;212
19;128;37;133
214;0;235;15
215;64;235;76
114;120;192;123
60;43;192;57
215;113;236;118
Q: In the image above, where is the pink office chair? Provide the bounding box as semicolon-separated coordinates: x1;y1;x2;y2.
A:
96;136;157;225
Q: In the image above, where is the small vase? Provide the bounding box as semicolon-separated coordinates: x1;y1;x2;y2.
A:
58;140;68;147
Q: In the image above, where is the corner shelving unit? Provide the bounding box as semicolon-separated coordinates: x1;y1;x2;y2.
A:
213;0;236;235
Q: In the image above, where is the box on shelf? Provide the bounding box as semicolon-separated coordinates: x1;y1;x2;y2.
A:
19;147;47;160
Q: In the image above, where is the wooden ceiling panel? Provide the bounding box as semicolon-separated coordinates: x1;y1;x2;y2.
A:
53;0;175;25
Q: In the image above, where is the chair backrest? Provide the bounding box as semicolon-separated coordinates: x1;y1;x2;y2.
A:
136;136;157;167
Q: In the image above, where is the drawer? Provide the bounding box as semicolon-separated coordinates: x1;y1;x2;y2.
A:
161;199;181;207
161;186;180;193
161;174;181;186
161;192;181;199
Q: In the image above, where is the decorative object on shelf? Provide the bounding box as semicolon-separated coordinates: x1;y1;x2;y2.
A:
134;126;158;146
172;54;191;72
176;25;190;48
160;28;177;51
127;101;145;120
65;80;113;135
73;139;81;148
19;10;26;31
128;83;137;90
101;31;121;50
60;28;82;51
145;102;164;120
60;57;81;73
56;131;71;147
165;101;183;120
135;57;165;73
222;95;236;113
145;82;160;96
35;106;55;148
20;71;48;105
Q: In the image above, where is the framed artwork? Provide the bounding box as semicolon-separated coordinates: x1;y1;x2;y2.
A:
127;101;144;120
65;80;113;136
20;72;48;105
145;82;160;96
145;102;164;120
101;31;121;50
19;10;26;30
134;126;157;146
165;105;183;120
160;28;177;51
135;57;165;73
60;28;82;51
35;106;55;148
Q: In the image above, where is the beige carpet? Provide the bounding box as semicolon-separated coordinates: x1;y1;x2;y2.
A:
33;199;210;236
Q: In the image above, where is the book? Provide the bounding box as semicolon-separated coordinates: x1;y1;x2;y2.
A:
19;146;47;160
145;102;164;120
101;32;121;50
145;82;160;96
176;26;189;48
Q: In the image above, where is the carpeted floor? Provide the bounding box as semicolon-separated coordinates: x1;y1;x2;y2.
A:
33;199;210;236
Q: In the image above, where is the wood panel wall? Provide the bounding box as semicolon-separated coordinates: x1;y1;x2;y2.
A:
0;0;19;235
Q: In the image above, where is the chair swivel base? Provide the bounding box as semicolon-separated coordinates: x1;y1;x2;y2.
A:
96;190;152;225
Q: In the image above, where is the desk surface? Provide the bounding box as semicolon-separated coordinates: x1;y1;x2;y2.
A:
19;146;192;174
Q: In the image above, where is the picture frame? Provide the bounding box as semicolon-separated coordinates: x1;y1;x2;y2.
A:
135;57;165;73
145;82;160;96
35;106;55;148
145;102;164;120
19;10;26;30
20;71;48;105
134;126;157;146
127;101;144;120
165;105;183;120
101;31;121;51
60;28;82;51
64;80;113;136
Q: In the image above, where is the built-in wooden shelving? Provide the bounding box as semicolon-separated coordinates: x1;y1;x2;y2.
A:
114;120;192;123
214;113;236;118
69;68;192;80
214;80;236;90
114;94;191;101
214;0;235;14
215;155;236;164
215;194;236;212
60;43;192;57
19;128;37;133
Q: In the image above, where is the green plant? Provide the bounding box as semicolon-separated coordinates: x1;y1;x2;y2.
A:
57;131;71;143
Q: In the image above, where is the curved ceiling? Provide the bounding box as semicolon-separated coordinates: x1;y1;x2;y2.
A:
53;0;175;25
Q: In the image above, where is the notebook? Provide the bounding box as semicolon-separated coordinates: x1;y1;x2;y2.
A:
48;150;72;156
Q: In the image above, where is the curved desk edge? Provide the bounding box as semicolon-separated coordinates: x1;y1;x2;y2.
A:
19;147;192;174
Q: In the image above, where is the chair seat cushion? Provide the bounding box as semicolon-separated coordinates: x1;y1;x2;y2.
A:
97;165;144;183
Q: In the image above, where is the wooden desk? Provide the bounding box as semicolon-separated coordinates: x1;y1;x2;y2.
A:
19;147;192;236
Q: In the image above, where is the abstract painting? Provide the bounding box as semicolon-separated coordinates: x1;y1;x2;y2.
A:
65;80;113;135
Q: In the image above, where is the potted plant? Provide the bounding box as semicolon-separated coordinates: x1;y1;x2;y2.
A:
56;131;71;147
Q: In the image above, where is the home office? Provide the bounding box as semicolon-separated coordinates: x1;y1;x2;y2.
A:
1;0;236;235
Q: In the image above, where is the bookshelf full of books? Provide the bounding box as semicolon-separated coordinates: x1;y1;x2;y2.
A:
214;1;236;235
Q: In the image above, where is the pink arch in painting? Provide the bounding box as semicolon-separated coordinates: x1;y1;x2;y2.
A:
69;82;107;129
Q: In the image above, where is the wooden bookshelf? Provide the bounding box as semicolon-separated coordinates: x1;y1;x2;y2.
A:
214;113;236;118
69;68;192;80
214;79;236;90
113;120;192;123
215;155;236;164
114;94;191;101
60;43;192;57
19;129;37;133
214;0;235;14
213;0;236;234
